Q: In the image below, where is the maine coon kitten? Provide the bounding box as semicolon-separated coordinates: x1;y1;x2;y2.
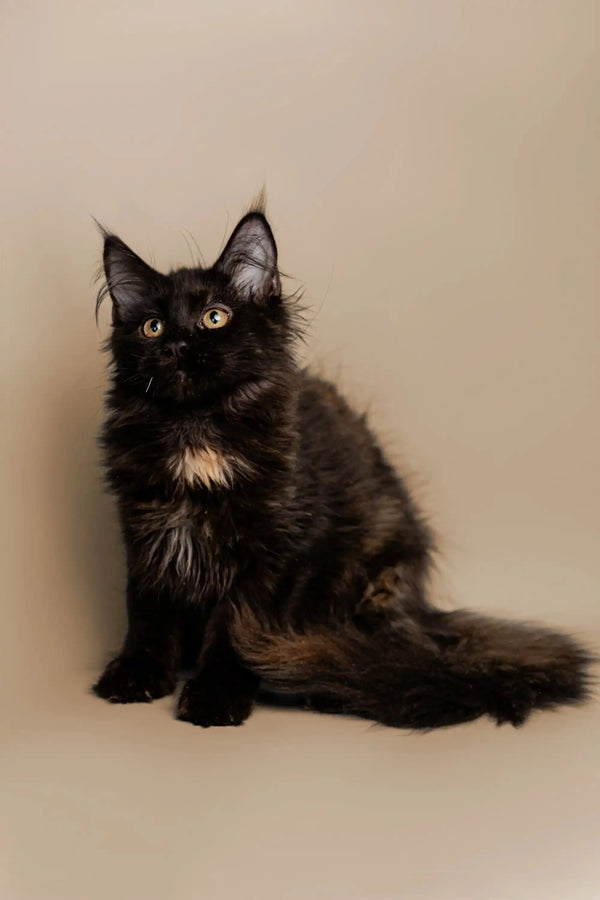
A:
93;204;592;729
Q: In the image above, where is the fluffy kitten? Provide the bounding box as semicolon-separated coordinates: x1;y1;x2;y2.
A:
93;204;592;728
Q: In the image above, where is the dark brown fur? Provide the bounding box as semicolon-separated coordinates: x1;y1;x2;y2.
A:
92;205;594;729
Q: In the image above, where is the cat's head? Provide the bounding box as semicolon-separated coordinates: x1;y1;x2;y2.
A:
97;210;298;405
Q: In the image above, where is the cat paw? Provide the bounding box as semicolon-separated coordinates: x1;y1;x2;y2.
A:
177;677;255;727
93;655;176;704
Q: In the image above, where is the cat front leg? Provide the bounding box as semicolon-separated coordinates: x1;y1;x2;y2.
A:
93;579;180;703
177;609;259;727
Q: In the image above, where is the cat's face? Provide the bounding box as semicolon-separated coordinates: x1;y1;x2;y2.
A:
99;212;294;404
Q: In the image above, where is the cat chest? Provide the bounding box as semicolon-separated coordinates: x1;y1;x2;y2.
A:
167;445;250;491
127;441;253;595
131;500;237;598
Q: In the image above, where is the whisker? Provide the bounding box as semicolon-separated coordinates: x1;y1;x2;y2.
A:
182;229;205;267
145;377;154;393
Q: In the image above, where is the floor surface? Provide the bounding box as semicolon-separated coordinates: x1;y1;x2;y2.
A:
4;643;599;900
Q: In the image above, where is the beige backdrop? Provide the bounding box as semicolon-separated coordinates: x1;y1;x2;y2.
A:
2;2;599;899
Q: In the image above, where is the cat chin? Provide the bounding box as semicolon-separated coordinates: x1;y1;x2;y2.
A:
159;372;211;404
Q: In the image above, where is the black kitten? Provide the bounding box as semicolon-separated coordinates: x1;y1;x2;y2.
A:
93;204;593;729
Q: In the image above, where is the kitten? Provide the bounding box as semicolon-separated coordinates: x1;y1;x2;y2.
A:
93;203;593;729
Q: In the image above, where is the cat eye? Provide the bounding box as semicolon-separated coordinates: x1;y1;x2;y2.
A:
202;308;230;330
142;318;165;338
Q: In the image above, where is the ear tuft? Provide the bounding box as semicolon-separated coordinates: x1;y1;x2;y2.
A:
215;213;280;302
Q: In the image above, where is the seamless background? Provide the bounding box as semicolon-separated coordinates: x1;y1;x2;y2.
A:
2;2;599;899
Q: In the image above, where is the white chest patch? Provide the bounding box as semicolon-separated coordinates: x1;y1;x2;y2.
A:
169;446;234;490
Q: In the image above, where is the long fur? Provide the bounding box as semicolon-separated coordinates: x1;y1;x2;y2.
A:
92;207;594;729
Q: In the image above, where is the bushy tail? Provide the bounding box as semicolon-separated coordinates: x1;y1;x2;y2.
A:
232;605;594;728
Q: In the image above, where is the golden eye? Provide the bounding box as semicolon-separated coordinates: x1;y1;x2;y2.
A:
142;318;164;338
203;308;230;329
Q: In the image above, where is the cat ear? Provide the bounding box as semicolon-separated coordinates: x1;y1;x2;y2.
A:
215;213;280;302
101;232;163;320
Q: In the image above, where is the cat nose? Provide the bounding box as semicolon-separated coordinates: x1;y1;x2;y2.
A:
163;340;189;359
